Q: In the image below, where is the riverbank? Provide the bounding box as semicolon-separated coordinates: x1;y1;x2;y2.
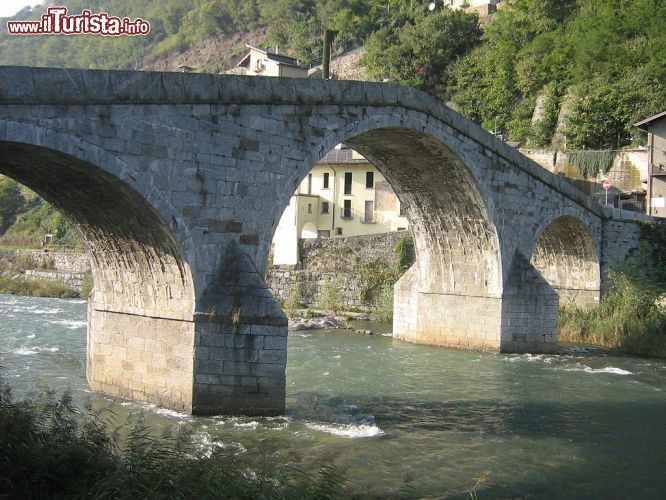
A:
559;270;666;358
0;248;92;299
0;275;81;299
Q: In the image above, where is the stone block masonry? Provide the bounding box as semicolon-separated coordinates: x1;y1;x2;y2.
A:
0;66;654;415
266;231;412;311
0;249;92;291
297;231;411;272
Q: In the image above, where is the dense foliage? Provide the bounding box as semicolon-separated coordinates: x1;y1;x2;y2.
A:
448;0;666;148
0;383;347;498
0;176;82;248
0;177;22;233
363;7;482;91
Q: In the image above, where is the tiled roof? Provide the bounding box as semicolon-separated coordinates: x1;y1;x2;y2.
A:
318;149;369;164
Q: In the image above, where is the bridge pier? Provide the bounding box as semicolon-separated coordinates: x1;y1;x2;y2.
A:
500;252;559;353
87;242;288;416
191;242;287;416
393;265;503;350
393;252;559;354
87;306;197;413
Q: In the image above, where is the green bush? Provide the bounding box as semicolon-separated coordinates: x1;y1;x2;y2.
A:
559;269;666;355
393;235;414;273
80;274;94;299
316;279;344;315
372;285;394;323
284;280;304;317
0;382;348;499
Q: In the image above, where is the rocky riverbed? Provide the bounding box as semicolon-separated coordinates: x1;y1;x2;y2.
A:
288;312;377;335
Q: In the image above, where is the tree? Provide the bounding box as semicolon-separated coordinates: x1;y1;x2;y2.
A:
363;7;481;92
0;177;22;234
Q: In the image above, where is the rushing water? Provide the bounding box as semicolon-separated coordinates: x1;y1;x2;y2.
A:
2;294;666;498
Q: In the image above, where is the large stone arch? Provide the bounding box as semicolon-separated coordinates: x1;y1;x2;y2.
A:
0;139;197;412
267;112;504;351
530;215;601;307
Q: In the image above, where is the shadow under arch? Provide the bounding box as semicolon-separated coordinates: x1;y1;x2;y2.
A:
345;127;501;297
0;140;198;411
270;124;503;350
529;215;601;307
0;140;195;316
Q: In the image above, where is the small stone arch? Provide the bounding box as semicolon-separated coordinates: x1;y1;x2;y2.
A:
530;215;601;307
300;221;318;239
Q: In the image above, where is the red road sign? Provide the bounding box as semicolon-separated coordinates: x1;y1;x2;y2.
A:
602;180;611;190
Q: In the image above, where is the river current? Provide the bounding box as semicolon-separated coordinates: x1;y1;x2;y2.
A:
1;293;666;498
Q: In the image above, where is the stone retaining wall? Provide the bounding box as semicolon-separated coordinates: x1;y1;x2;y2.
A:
298;231;411;271
266;269;368;310
266;231;413;310
0;249;91;291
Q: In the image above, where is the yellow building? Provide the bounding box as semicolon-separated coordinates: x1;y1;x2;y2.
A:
272;145;409;265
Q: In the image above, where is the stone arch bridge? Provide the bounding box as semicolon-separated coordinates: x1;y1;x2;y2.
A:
0;66;650;415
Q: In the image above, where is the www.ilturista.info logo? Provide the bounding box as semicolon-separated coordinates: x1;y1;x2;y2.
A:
7;7;151;36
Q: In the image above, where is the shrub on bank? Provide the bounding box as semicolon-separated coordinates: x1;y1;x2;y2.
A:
315;279;344;315
559;269;666;356
372;285;394;323
0;275;78;299
0;382;347;499
80;275;94;299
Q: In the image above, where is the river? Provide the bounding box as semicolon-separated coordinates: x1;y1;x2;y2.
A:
1;293;666;498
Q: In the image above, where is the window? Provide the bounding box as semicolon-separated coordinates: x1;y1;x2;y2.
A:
366;171;374;188
323;172;329;189
344;172;352;195
321;201;329;214
335;227;343;235
307;203;312;214
343;199;352;218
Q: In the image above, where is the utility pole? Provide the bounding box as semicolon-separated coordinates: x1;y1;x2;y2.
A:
322;29;337;80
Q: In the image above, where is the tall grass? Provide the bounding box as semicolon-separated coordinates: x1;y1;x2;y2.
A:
0;275;79;298
559;270;666;356
0;382;347;499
